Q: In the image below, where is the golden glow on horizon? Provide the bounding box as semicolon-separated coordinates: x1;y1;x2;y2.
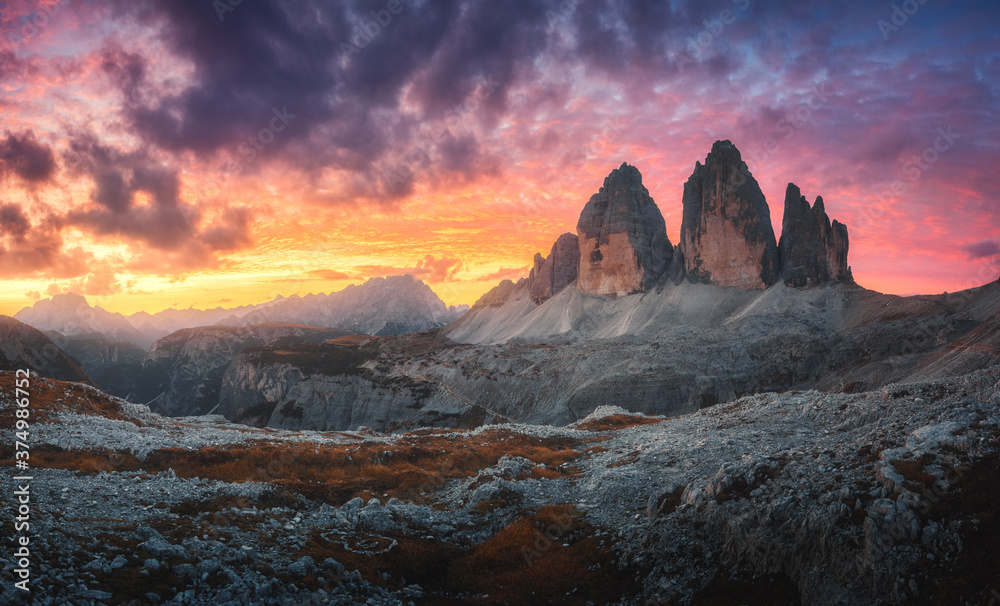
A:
1;4;997;319
2;153;997;318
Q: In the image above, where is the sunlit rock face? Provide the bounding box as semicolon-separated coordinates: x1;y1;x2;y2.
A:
576;163;672;296
778;183;852;287
679;140;779;290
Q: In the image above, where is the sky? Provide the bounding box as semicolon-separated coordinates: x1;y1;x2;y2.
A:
0;0;998;315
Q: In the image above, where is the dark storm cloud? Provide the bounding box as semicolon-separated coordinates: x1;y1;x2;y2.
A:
105;0;338;154
94;2;567;192
0;203;31;241
63;133;193;248
88;0;1000;217
0;49;23;80
0;130;56;183
963;239;1000;259
63;132;251;253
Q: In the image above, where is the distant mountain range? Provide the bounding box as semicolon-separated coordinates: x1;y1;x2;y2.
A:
14;275;469;349
10;276;468;415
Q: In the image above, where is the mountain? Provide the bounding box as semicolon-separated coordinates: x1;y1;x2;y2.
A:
778;183;851;286
215;141;999;432
127;303;264;340
576;162;672;295
679;139;780;289
125;323;357;417
50;335;146;396
0;316;93;384
14;292;150;347
14;276;469;349
220;275;469;335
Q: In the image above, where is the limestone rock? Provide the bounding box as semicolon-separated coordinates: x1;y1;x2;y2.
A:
679;140;779;289
528;232;580;303
470;278;527;310
576;163;672;295
778;183;852;287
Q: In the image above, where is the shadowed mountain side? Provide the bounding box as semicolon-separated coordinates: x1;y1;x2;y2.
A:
46;335;147;396
0;316;93;385
215;278;1000;432
125;323;358;417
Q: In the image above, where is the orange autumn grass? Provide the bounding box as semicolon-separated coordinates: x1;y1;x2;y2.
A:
0;371;134;428
21;430;584;505
576;413;667;432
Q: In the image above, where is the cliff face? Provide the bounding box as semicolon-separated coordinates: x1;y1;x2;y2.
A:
679;140;779;289
528;232;579;304
778;183;851;287
128;324;353;417
576;163;672;295
216;358;306;426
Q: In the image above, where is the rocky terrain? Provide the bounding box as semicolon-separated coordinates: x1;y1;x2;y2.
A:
216;278;999;433
217;142;997;434
1;365;997;605
3;140;996;605
122;324;356;417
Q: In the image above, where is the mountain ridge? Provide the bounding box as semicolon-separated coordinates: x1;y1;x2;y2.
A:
14;275;468;348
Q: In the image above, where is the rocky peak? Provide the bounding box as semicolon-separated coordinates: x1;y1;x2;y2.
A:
470;278;527;311
529;232;580;304
679;140;779;289
49;292;91;310
778;183;851;287
576;162;672;295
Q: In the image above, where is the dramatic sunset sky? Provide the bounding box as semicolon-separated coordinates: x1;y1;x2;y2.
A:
0;0;998;315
